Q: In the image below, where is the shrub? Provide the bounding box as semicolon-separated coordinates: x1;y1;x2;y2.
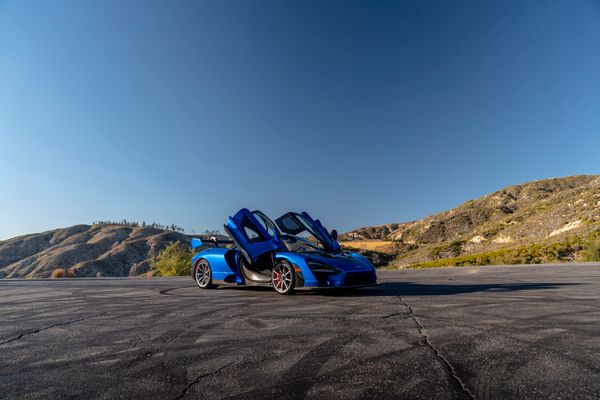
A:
430;240;465;259
579;240;600;262
52;268;77;278
51;268;66;278
151;241;194;276
408;236;593;269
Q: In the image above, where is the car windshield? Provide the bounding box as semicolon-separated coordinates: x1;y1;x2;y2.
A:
277;213;328;252
285;235;324;252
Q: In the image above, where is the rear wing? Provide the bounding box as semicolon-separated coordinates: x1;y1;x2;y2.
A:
191;236;234;249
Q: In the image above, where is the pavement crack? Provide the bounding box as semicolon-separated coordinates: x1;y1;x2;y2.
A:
0;312;106;346
380;312;402;319
174;361;235;399
398;297;476;400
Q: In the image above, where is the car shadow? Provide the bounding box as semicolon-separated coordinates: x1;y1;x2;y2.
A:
212;281;577;297
313;281;578;297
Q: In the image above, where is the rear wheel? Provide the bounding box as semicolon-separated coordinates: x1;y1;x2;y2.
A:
272;260;295;295
194;259;216;289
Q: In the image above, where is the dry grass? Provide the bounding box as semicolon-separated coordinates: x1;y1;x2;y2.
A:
340;240;395;253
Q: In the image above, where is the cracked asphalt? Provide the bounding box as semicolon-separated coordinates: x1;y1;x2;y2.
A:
1;264;600;399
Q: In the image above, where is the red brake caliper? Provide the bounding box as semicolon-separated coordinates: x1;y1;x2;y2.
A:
274;271;281;289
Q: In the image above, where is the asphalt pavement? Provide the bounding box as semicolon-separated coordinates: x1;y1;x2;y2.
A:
1;264;599;399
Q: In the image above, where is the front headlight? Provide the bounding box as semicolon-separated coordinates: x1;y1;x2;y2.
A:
307;261;340;274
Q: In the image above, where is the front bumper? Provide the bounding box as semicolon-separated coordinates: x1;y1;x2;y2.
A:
309;269;377;288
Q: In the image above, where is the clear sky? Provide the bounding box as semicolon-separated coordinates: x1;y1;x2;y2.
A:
1;0;600;240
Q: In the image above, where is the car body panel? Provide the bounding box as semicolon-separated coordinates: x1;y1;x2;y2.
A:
191;247;243;284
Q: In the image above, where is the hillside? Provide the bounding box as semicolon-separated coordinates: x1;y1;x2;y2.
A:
341;175;600;267
0;224;194;278
3;175;600;277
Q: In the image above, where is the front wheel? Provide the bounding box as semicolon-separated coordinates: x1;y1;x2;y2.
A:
272;260;295;295
194;259;216;289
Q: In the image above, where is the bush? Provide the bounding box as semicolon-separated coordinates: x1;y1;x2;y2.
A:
579;240;600;262
51;268;65;278
430;240;465;259
51;268;76;278
151;241;194;276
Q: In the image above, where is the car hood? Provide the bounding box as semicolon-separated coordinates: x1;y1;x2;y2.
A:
300;251;373;272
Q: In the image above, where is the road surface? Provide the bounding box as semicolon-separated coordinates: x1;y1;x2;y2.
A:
1;264;599;399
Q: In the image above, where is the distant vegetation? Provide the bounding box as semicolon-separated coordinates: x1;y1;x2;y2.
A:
92;220;221;236
151;242;194;276
407;232;600;268
93;219;185;232
579;239;600;262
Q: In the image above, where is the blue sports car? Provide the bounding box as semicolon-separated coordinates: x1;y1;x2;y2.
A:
190;208;377;295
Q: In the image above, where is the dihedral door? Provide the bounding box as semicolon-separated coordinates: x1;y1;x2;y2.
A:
224;208;279;265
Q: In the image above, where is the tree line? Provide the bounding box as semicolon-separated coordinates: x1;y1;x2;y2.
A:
92;219;185;233
91;220;222;236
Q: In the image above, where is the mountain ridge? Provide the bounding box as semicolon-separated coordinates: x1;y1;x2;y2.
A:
0;224;193;278
3;175;600;277
341;175;600;266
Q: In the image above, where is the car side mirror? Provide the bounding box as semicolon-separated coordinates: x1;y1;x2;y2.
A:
191;238;203;249
330;229;338;241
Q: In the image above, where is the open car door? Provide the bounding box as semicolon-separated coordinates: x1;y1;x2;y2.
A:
275;211;341;252
224;208;280;265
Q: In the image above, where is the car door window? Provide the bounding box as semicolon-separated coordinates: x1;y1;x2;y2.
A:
277;215;303;234
252;211;277;238
240;215;266;244
243;225;262;243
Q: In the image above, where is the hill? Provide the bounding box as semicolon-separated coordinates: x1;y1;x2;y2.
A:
0;224;194;278
341;175;600;267
3;175;600;277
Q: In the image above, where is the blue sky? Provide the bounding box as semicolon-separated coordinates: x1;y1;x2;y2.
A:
1;0;600;240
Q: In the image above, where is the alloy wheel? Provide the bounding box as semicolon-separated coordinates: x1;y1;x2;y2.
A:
272;262;293;294
195;260;211;288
